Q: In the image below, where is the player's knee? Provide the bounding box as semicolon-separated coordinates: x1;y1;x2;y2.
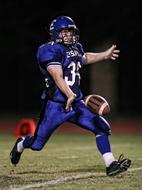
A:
95;126;111;136
97;128;111;136
95;116;111;135
95;131;111;137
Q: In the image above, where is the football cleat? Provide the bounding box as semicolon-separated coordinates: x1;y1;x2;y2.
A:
106;154;131;176
10;137;24;166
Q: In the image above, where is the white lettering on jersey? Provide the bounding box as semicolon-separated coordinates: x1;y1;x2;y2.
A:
66;50;82;58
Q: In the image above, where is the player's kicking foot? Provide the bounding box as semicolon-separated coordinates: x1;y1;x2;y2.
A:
10;137;24;166
106;154;131;176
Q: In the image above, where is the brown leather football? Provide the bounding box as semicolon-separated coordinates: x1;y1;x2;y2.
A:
84;94;110;115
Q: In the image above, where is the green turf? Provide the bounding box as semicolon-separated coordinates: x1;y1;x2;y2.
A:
0;133;142;190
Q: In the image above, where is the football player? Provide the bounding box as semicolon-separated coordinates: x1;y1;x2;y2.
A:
10;16;131;176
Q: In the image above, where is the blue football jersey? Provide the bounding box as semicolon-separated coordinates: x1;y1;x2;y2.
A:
36;41;85;103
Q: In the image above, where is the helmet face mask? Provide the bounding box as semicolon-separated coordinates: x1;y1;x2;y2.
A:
59;29;75;45
49;16;79;45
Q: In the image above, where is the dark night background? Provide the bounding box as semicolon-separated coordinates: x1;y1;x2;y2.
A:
0;0;142;118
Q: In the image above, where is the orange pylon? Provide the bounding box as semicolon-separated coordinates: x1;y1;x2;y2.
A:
14;118;36;137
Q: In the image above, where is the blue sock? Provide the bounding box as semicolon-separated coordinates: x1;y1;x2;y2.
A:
23;135;34;148
96;134;111;154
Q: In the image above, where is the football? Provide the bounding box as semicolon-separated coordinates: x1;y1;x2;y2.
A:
84;94;110;115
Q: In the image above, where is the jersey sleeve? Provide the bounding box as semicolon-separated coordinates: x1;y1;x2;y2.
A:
36;43;63;70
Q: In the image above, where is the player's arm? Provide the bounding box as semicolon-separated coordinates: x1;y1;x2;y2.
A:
47;65;76;110
83;44;120;65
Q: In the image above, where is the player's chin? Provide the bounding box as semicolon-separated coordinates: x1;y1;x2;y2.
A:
63;38;73;45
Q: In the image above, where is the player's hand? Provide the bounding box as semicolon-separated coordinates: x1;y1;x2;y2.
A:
65;93;76;111
105;44;120;60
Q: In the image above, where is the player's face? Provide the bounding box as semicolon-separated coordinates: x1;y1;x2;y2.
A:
59;29;74;45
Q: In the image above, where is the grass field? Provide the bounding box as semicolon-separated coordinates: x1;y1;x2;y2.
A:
0;133;142;190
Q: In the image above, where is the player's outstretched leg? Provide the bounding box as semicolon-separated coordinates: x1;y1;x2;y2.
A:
106;154;131;176
10;137;25;166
